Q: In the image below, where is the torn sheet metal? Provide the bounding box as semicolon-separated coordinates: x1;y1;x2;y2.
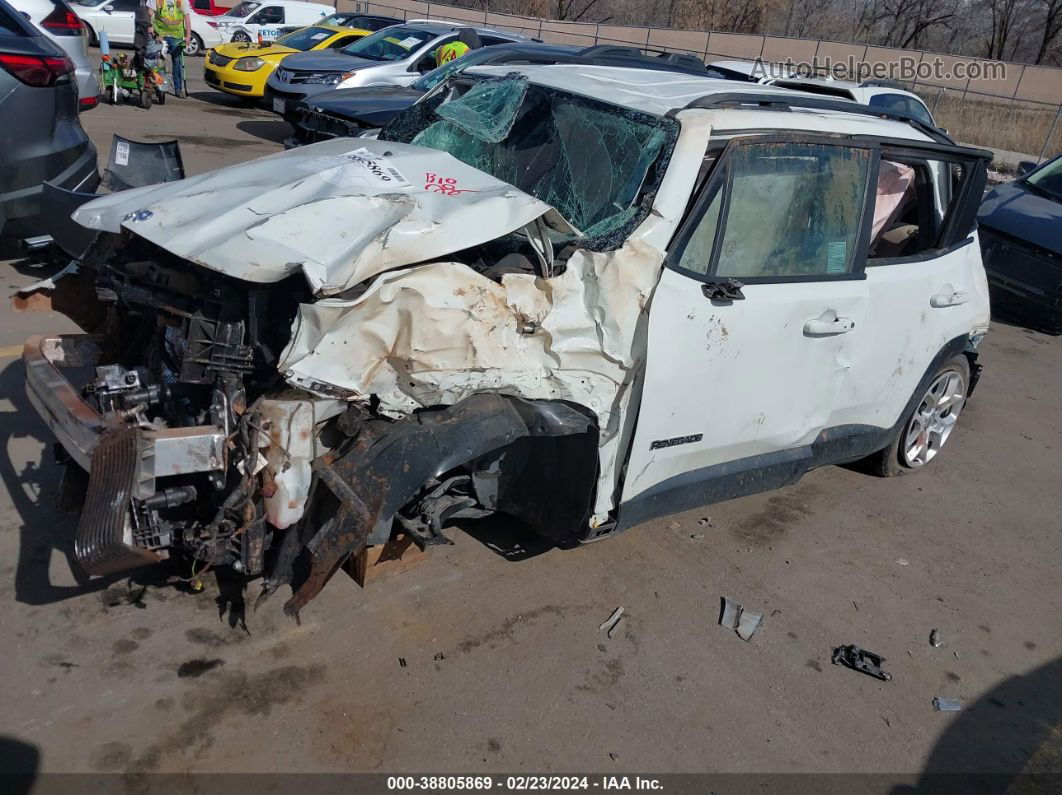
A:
719;597;764;641
70;139;576;297
279;238;664;517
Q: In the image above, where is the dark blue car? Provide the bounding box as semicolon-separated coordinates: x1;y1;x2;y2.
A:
978;154;1062;334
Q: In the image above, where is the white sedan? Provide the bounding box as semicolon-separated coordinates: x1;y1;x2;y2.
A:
71;0;221;55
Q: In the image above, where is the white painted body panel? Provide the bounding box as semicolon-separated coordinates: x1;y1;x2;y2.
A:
622;274;868;499
63;66;991;527
73;138;574;297
215;2;332;43
75;3;135;43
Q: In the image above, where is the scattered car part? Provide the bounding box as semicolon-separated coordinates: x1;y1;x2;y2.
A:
599;607;624;638
831;644;893;681
719;598;764;641
930;628;943;647
932;697;962;712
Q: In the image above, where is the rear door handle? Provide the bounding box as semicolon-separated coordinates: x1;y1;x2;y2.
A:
803;316;855;337
931;291;969;308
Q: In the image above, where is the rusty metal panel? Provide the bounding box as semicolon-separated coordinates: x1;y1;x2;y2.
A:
647;28;708;56
761;36;817;64
484;12;539;37
596;24;648;46
1015;66;1062;104
539;20;597;47
706;31;763;60
429;4;484;24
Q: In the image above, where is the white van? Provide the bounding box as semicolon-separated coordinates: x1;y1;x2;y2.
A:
71;0;223;56
209;0;333;43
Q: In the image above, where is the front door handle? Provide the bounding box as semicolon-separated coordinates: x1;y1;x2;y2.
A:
930;291;969;308
803;316;855;337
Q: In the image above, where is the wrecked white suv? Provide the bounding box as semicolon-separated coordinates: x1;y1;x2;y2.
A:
23;66;992;615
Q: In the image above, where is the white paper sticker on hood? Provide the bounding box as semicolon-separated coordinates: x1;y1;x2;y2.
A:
72;138;576;298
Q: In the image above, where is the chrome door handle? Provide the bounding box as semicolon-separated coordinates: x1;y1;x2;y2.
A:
803;316;855;337
931;291;969;308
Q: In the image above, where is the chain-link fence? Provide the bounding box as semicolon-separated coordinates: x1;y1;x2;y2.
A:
344;0;1062;163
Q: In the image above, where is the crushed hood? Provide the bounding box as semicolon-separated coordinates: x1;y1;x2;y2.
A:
73;139;575;297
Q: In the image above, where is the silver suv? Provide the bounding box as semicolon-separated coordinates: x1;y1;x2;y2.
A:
264;19;531;117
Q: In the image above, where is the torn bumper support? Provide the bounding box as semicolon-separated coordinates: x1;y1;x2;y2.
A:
23;335;227;575
276;393;596;617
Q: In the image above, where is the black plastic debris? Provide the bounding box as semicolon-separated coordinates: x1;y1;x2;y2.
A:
831;644;893;681
398;657;407;668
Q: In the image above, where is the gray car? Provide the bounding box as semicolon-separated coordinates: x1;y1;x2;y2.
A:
264;20;530;117
0;0;98;238
11;0;98;107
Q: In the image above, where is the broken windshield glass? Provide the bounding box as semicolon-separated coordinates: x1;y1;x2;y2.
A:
383;74;678;247
435;73;529;144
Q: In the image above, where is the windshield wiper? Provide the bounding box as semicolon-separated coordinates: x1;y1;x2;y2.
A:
1023;179;1062;203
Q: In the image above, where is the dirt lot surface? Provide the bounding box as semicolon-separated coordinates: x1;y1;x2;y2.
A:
1;55;1060;785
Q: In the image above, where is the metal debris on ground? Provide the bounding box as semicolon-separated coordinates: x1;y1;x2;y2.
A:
398;657;407;668
690;533;704;540
933;697;962;712
929;629;943;647
697;517;713;527
896;558;910;566
599;607;624;638
831;644;893;681
719;597;764;641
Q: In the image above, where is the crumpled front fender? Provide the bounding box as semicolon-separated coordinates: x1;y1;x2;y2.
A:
276;393;597;616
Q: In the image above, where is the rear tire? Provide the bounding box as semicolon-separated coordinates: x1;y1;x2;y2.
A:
107;83;120;104
156;87;166;104
84;22;97;47
139;88;152;109
868;354;971;477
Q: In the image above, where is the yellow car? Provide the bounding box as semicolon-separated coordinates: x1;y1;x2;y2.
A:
204;25;370;100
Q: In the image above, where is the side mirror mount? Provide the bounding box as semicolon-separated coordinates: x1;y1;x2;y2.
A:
1016;160;1037;177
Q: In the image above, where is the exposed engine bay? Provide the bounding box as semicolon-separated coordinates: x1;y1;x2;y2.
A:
28;222;602;616
20;74;682;614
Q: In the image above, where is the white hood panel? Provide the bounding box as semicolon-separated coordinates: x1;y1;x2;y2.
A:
73;139;570;297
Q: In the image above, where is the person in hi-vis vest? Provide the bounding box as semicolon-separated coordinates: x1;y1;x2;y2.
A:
153;0;190;96
434;28;483;67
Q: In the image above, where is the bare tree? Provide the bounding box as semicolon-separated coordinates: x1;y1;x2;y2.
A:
1035;0;1062;62
858;0;961;49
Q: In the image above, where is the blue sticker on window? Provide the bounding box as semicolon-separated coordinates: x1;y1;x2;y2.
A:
827;240;847;273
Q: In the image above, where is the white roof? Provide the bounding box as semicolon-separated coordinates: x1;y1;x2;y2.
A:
464;64;935;143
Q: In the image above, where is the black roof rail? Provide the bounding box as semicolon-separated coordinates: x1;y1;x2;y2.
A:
559;44;706;75
672;92;955;145
859;78;906;89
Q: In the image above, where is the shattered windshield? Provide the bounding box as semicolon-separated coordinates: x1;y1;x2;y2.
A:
382;73;678;243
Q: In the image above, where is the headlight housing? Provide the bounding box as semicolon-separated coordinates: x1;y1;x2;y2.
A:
305;70;354;85
233;56;265;72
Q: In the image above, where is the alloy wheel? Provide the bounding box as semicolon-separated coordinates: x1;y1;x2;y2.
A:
902;369;966;467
